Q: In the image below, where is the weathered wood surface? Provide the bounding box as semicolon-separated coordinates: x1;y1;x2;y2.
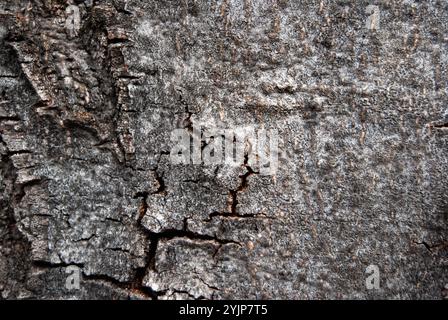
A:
0;0;447;299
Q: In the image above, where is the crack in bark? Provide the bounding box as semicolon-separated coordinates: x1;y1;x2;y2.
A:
414;240;448;253
32;259;159;300
14;178;44;205
0;115;21;121
132;181;242;299
144;228;242;272
133;191;148;224
82;273;158;300
152;171;166;195
0;137;32;295
206;152;267;221
433;123;448;129
32;260;85;269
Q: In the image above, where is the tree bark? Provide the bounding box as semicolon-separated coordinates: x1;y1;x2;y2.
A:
0;0;447;299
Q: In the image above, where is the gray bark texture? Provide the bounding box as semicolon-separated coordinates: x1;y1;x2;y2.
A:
0;0;447;299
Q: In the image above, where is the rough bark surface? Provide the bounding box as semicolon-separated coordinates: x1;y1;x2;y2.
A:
0;0;447;299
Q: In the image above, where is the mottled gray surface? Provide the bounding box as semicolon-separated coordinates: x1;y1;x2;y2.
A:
0;0;447;300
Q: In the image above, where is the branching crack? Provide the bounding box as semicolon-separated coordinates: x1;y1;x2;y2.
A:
206;152;263;221
230;153;257;213
131;186;240;300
